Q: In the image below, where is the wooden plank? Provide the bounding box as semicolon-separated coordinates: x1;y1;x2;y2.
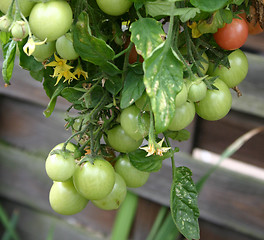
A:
0;142;263;239
195;110;264;168
0;198;105;240
243;31;264;53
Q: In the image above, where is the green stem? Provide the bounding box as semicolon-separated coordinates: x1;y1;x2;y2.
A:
164;3;175;52
113;44;132;60
79;76;102;100
121;42;132;85
164;134;175;179
6;0;15;18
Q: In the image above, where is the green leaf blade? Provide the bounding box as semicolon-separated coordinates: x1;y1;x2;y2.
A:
2;40;16;84
130;18;165;59
120;67;145;109
73;12;115;65
143;45;183;133
170;166;200;240
129;148;178;172
190;0;229;12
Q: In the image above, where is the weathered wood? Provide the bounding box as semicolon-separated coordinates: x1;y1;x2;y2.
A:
0;198;105;240
195;110;264;168
0;142;263;239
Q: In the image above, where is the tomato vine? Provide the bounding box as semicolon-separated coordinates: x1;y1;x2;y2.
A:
0;0;262;239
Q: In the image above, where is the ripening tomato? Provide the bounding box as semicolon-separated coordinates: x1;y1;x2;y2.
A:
214;18;248;50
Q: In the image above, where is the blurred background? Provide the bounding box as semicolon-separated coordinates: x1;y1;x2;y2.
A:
0;31;264;240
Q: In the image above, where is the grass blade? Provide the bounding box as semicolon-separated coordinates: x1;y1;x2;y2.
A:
2;210;19;240
196;126;264;193
111;191;138;240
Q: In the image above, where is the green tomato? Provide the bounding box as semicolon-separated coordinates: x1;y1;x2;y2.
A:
187;79;207;102
92;173;127;210
96;0;132;16
135;92;151;111
175;83;188;107
195;79;232;121
32;40;56;62
49;179;88;215
107;125;143;153
29;1;73;41
120;105;150;141
51;142;77;152
0;0;35;17
114;155;149;188
56;33;79;60
207;49;248;88
45;151;76;182
168;101;196;131
73;158;115;200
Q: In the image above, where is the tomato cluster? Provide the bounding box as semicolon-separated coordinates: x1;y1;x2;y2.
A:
46;142;149;215
0;0;255;234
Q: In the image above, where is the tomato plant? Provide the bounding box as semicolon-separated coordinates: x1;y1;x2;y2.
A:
92;172;127;210
49;180;89;215
73;157;115;200
213;17;248;50
29;1;73;41
195;79;232;121
0;0;256;238
114;154;149;188
207;49;248;88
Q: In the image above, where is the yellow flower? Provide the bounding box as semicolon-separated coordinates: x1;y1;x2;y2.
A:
73;65;88;80
45;54;77;85
23;37;47;56
140;138;171;157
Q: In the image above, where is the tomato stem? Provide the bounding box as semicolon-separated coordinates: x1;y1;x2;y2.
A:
164;134;176;179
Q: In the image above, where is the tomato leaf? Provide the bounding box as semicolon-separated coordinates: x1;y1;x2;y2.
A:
170;166;200;240
164;129;191;142
73;11;115;65
105;75;122;96
30;69;45;82
0;32;11;46
143;43;183;133
2;39;16;84
120;67;145;109
190;0;228;12
61;87;83;105
130;18;165;59
17;39;43;72
145;1;200;22
129;148;179;172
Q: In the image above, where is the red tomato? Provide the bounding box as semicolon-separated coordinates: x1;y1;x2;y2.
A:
213;18;248;50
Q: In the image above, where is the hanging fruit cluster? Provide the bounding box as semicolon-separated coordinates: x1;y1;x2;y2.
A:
0;0;262;239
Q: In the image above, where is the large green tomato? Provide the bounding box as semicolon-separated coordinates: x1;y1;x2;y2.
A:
120;105;150;141
29;1;73;41
56;33;79;60
114;155;149;188
135;92;151;111
73;158;115;200
195;79;232;121
96;0;132;16
32;40;56;62
49;180;88;215
207;49;248;88
0;0;35;17
92;173;127;210
168;101;196;131
107;125;143;153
